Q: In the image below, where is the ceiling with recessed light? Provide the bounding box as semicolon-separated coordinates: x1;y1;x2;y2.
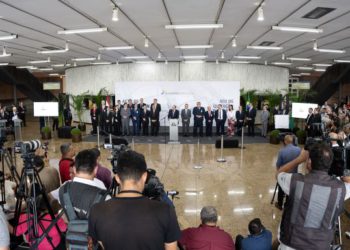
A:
0;0;349;73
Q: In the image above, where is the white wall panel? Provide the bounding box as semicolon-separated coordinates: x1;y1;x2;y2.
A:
66;63;288;95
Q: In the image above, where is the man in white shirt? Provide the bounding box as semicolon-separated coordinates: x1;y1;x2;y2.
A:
276;143;350;250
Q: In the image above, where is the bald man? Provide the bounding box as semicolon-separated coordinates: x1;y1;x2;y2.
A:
275;135;301;210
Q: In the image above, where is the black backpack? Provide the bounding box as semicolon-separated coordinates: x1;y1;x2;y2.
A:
61;182;107;250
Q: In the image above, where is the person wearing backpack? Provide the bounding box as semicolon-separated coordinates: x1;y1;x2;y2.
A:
59;149;109;249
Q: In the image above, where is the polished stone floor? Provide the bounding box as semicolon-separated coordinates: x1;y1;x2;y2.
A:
5;121;350;248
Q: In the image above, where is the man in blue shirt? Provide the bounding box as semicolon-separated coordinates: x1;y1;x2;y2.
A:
275;135;301;210
235;218;272;250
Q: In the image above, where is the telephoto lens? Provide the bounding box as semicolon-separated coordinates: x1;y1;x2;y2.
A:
21;139;42;154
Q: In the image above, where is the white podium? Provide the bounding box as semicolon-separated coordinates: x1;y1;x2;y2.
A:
169;119;179;143
274;115;289;129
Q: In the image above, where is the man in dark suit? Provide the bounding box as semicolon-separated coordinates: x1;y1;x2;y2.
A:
63;107;72;126
305;107;314;137
181;104;191;137
150;98;161;136
17;101;26;127
205;106;214;136
168;105;179;120
140;105;150;136
131;105;141;136
192;102;205;137
90;103;100;135
215;104;227;136
103;106;113;134
247;104;257;136
236;105;245;136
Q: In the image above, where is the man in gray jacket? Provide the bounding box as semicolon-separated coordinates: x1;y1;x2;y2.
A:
181;104;191;137
261;105;269;137
120;103;130;136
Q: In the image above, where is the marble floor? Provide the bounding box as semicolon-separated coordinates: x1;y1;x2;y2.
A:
4;121;350;248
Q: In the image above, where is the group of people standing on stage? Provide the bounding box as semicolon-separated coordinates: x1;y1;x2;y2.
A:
90;98;260;137
0;101;26;127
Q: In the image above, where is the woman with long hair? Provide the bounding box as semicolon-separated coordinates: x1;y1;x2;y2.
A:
227;104;236;136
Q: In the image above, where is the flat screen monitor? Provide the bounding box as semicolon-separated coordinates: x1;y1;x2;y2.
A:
292;102;318;119
33;102;59;117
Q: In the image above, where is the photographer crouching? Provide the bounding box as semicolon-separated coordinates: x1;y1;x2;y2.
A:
276;141;350;250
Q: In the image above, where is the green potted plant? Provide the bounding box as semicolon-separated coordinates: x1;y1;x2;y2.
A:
296;129;307;145
70;92;89;132
269;129;280;144
41;126;52;140
71;128;82;143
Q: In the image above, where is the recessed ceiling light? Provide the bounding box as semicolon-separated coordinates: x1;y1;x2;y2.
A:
221;51;225;59
272;62;292;66
57;27;107;35
334;59;350;63
272;26;323;33
297;66;313;70
181;55;208;59
123;56;148;59
0;34;18;41
0;47;12;57
316;48;346;53
314;68;326;72
72;57;96;61
234;55;261;59
175;45;213;49
232;38;237;47
165;24;223;29
144;37;149;48
300;73;311;76
17;65;37;69
247;45;283;50
227;61;250;64
28;57;50;64
99;46;134;50
49;73;60;76
287;57;311;61
312;63;332;67
39;67;53;71
51;64;65;67
0;62;9;66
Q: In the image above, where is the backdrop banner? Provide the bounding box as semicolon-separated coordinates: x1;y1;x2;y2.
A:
115;81;240;126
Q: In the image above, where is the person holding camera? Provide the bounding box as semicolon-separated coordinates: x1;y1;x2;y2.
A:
88;150;181;250
276;143;350;250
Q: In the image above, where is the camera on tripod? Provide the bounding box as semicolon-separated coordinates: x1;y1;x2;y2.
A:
14;139;41;155
110;144;129;170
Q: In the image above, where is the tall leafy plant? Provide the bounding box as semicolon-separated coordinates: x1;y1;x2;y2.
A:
93;87;109;108
70;91;89;124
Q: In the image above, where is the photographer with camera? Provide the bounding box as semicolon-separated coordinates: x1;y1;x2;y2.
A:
88;150;181;250
276;143;350;250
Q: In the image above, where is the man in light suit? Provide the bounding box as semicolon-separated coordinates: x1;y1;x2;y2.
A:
205;106;214;137
215;104;227;136
181;104;191;137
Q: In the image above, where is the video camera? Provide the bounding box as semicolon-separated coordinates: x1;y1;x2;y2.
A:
110;144;129;170
14;140;42;154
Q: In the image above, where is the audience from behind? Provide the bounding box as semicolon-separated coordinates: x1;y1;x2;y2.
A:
276;143;350;250
59;149;107;219
235;218;272;250
179;206;234;250
88;150;180;250
275;135;301;210
59;143;75;183
0;209;9;250
90;148;112;189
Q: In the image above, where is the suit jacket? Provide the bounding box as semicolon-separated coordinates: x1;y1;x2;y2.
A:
150;103;161;120
214;109;227;122
205;111;214;123
193;107;205;120
137;103;147;109
168;109;179;119
141;109;150;123
235;110;245;122
306;113;314;126
261;110;270;123
247;108;256;120
131;108;141;121
90;108;100;122
101;110;113;123
181;109;191;123
120;108;130;120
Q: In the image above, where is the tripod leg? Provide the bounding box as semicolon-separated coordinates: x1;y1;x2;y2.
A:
270;183;278;205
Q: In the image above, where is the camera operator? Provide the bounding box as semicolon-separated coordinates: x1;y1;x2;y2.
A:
88;150;181;250
276;143;350;250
